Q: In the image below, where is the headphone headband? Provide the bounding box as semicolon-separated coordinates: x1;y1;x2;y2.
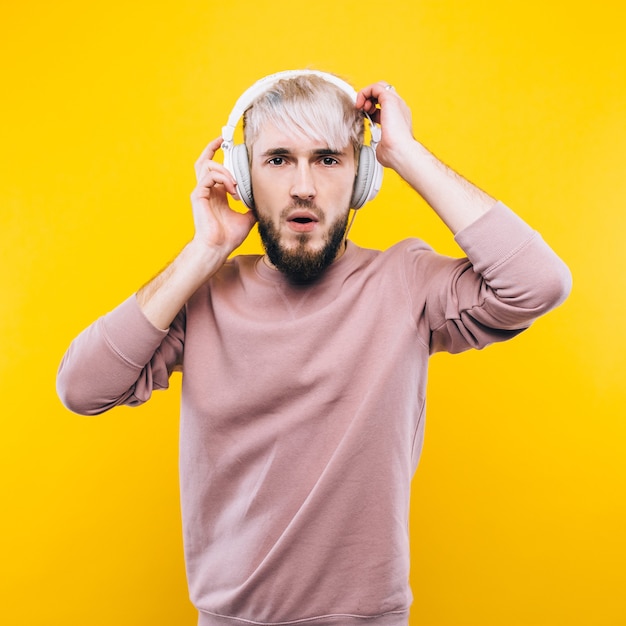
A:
221;69;381;145
221;69;383;210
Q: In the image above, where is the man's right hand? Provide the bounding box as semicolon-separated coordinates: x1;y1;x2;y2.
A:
136;139;256;331
190;137;257;261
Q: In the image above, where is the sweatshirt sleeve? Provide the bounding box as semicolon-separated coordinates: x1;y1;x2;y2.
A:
56;295;185;415
416;201;572;354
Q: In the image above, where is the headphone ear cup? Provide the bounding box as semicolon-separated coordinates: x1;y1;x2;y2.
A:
351;146;379;209
230;144;254;209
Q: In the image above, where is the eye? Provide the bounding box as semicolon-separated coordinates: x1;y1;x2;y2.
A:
268;157;285;166
321;156;339;166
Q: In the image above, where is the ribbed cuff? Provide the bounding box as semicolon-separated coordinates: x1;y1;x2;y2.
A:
100;294;170;367
454;201;537;275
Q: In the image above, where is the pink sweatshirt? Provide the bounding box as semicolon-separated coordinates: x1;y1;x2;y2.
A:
57;203;571;625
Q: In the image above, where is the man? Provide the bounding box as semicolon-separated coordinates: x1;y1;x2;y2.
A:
57;70;571;625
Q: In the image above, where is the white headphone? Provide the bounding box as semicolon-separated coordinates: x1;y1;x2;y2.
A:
221;69;383;210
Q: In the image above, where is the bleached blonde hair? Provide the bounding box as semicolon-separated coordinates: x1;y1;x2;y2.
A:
243;74;364;159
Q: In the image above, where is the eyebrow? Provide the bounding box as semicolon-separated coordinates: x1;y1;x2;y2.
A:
312;148;346;157
260;147;347;157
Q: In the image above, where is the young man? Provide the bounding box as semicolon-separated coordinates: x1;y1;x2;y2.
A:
57;71;571;625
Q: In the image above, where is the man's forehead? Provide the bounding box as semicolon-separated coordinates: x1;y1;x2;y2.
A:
252;123;350;155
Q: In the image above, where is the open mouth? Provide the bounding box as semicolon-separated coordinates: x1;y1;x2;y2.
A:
286;211;320;232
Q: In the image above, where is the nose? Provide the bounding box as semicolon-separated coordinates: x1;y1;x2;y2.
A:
290;163;316;200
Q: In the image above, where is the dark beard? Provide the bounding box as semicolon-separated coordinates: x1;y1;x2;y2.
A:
256;207;349;283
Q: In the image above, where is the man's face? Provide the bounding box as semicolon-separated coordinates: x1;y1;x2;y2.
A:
249;123;357;282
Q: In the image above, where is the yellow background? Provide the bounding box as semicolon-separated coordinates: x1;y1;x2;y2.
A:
1;1;624;624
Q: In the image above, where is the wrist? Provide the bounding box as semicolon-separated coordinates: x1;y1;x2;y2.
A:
136;241;228;330
184;238;230;281
389;139;430;180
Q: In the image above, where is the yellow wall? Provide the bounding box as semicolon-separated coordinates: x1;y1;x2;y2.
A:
1;1;624;624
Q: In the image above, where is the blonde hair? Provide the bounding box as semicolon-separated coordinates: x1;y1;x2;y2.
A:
243;74;364;159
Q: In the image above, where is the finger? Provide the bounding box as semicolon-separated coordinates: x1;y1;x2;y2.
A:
355;81;395;110
197;136;223;161
194;137;224;176
203;161;239;193
196;169;232;191
195;168;240;201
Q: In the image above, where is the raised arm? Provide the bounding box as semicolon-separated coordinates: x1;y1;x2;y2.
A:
137;137;257;329
356;82;571;345
356;82;495;234
57;139;257;414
